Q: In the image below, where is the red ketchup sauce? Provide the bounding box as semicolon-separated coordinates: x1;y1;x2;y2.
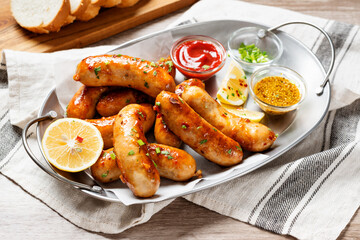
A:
173;40;225;80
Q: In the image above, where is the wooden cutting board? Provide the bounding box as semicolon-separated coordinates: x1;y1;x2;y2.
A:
0;0;197;53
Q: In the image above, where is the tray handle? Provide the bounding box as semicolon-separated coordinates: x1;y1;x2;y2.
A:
261;21;335;96
22;111;103;194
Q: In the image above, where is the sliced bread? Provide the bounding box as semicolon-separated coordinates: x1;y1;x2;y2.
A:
70;0;90;18
117;0;140;8
76;0;101;21
11;0;71;33
102;0;122;8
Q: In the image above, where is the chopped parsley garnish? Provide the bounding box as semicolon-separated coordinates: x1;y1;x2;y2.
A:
105;61;109;65
110;151;116;159
141;59;145;62
146;153;150;157
117;54;122;57
131;128;137;133
275;133;279;137
152;160;158;168
155;102;161;106
138;111;144;118
128;150;135;156
161;150;170;155
238;43;269;63
167;155;174;160
137;139;145;146
153;71;157;76
202;65;210;70
197;126;202;129
182;124;187;129
94;66;101;79
236;146;242;150
143;71;148;74
150;62;156;67
144;81;149;88
224;112;228;115
155;147;161;154
213;128;217;132
133;57;137;61
178;97;184;103
102;171;109;178
200;139;207;144
227;149;232;154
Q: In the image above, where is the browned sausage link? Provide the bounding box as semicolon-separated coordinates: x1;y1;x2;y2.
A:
156;91;243;167
73;54;176;98
86;115;116;149
91;148;122;183
113;104;159;197
66;85;108;119
176;80;277;152
147;143;196;181
86;104;155;149
154;114;182;148
157;56;176;79
174;78;205;96
96;88;152;117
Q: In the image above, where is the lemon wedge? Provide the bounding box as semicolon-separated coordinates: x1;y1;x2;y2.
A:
42;118;104;172
221;104;265;123
217;60;248;106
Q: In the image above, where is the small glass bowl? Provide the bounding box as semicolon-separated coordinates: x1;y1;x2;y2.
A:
249;65;307;115
170;35;226;80
227;27;283;73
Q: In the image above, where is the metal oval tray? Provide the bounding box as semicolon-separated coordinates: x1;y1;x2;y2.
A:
36;20;330;205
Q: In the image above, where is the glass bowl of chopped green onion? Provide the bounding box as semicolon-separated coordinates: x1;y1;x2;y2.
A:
227;27;283;73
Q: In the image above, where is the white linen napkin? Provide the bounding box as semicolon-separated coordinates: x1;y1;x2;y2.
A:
1;0;360;239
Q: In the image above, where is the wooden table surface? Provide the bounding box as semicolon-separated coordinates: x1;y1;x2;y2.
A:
1;0;360;239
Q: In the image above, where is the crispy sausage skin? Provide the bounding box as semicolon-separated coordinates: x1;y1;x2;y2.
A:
176;80;277;152
157;57;176;79
96;88;152;117
91;148;122;183
154;114;182;148
66;85;108;119
91;144;197;183
156;91;243;167
113;104;159;197
73;54;176;98
147;143;196;181
86;105;155;149
85;116;116;149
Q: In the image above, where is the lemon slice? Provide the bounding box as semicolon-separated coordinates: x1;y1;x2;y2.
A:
42;118;104;172
217;60;248;106
221;103;265;123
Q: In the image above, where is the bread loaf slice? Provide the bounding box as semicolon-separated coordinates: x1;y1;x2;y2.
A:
11;0;71;33
102;0;122;8
117;0;140;8
70;0;90;18
76;0;102;21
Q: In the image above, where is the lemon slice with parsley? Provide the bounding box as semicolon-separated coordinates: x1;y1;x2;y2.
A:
217;60;248;106
221;104;265;123
42;118;104;172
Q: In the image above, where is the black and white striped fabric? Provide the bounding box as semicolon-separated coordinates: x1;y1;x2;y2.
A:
1;0;359;239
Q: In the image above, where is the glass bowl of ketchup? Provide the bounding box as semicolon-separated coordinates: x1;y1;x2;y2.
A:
170;35;226;80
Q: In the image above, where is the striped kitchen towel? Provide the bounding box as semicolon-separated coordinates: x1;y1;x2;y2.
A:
1;0;360;239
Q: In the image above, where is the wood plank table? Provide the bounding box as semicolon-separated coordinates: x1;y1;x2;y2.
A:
1;0;359;239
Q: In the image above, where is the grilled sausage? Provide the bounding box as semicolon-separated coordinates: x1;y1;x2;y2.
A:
73;54;176;98
85;115;116;149
113;104;159;197
147;143;196;181
86;105;155;149
91;148;122;183
155;91;243;167
157;56;176;79
66;85;108;119
176;80;277;152
154;114;182;148
91;144;197;183
96;88;151;117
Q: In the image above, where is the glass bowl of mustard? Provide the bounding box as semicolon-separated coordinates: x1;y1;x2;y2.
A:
249;65;307;115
